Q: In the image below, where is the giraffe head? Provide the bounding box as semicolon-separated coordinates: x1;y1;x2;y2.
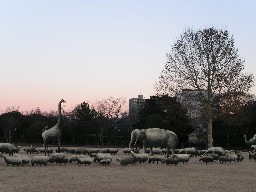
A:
60;99;66;103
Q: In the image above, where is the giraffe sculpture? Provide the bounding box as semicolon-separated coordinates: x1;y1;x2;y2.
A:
42;99;66;155
243;135;256;146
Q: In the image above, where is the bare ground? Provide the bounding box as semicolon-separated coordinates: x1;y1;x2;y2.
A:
1;149;256;192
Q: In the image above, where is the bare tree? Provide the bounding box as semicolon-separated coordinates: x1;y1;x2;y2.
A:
155;27;254;148
94;96;127;146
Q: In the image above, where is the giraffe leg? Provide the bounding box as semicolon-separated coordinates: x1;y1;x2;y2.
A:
44;141;47;156
58;138;61;153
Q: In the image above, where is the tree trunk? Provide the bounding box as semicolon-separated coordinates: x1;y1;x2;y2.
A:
207;62;213;148
207;111;213;148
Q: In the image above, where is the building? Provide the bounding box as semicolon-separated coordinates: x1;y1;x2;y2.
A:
129;95;145;121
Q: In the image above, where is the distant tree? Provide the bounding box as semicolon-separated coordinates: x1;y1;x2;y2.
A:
94;96;127;146
71;102;98;144
0;107;25;143
155;27;254;148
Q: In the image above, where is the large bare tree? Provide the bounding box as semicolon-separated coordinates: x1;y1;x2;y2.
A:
155;27;254;148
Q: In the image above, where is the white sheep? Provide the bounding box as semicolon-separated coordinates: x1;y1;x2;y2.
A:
130;151;149;164
23;146;39;154
13;154;30;165
69;155;88;163
219;156;230;164
199;155;214;164
100;158;111;166
161;155;180;165
148;155;165;164
204;147;227;156
108;148;119;155
38;147;53;155
48;153;68;165
4;156;23;166
94;153;112;163
88;148;100;155
116;155;135;166
225;153;238;163
31;156;50;166
123;148;140;154
173;154;191;164
0;143;20;156
178;147;198;156
75;147;86;155
77;157;93;166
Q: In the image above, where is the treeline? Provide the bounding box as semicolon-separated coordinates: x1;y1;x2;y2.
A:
0;95;256;148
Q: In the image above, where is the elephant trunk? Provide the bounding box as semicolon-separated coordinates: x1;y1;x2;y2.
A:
129;131;138;148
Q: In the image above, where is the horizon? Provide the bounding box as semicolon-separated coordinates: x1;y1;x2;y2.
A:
1;0;256;112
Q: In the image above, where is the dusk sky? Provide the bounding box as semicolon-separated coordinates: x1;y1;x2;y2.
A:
1;0;255;113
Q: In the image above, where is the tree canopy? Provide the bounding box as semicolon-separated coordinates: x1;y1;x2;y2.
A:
155;27;254;148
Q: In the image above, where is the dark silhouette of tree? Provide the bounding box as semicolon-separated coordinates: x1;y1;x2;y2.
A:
137;95;193;144
71;102;98;144
155;27;254;148
0;108;25;142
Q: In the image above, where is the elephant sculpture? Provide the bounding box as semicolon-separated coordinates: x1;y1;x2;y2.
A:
129;128;179;157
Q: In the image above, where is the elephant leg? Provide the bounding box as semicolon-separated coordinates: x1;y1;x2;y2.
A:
58;138;61;153
143;143;146;154
150;147;153;156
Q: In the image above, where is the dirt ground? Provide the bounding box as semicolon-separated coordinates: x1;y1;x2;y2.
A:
1;148;256;192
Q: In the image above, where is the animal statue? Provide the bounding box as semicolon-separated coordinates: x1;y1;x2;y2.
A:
42;99;66;155
243;135;256;146
129;128;179;157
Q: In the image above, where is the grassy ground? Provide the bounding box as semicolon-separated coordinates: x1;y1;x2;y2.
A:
1;148;256;192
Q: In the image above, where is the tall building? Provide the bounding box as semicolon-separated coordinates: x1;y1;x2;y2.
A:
129;95;145;121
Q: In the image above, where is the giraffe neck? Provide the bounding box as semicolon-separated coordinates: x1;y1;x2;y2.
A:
57;101;63;126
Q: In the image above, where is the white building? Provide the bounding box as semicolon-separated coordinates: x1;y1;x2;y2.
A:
129;95;145;121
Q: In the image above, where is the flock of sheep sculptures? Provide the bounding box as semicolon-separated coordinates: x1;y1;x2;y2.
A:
0;99;256;167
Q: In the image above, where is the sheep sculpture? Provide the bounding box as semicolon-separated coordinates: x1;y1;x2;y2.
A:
161;155;180;165
204;147;227;156
219;156;231;164
100;158;111;166
116;155;135;166
13;154;30;165
38;147;53;155
173;154;191;164
199;155;214;164
0;143;20;156
48;153;68;165
123;147;140;154
130;151;149;164
4;155;23;166
77;157;93;166
31;156;50;166
23;146;39;154
69;155;88;163
94;153;112;163
148;155;165;164
178;147;198;157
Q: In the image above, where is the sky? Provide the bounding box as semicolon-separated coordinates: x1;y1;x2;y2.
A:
0;0;256;113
